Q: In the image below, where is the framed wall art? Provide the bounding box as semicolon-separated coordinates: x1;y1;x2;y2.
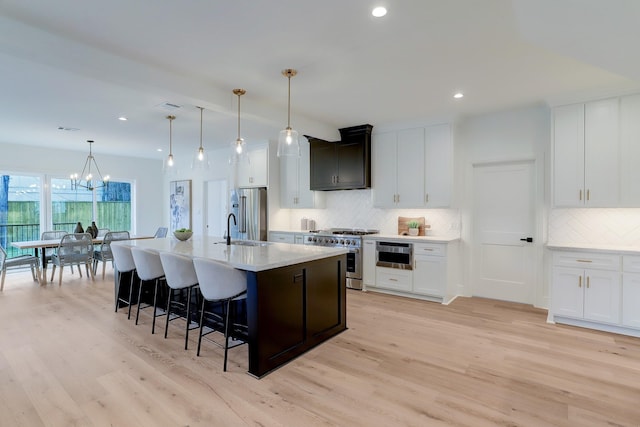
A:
169;180;192;232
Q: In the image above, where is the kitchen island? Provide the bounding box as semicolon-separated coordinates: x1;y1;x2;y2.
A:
113;236;348;378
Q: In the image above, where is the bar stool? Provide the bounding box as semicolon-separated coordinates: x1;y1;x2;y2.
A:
130;247;166;334
159;252;200;350
111;243;137;319
192;257;248;371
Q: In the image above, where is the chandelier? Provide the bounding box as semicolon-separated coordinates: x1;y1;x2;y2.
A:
70;140;110;191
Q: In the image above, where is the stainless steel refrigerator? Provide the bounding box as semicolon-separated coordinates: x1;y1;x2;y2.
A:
229;187;268;241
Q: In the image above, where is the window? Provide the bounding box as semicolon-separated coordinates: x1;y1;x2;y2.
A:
50;178;132;233
0;174;42;257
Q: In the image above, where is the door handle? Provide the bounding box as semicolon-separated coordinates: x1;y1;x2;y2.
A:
520;237;533;243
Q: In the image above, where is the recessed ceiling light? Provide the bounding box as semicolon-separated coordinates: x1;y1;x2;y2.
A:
453;92;464;99
157;148;163;152
118;116;128;121
372;6;387;17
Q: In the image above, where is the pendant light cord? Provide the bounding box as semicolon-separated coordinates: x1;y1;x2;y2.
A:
199;106;203;149
287;74;291;128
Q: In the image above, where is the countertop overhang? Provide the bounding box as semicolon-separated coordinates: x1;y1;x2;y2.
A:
113;236;348;272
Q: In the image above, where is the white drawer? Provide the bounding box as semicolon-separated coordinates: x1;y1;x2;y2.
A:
413;243;445;257
553;251;620;271
375;267;412;291
623;255;640;273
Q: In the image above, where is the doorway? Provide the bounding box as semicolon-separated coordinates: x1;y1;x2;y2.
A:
204;179;227;238
471;160;536;304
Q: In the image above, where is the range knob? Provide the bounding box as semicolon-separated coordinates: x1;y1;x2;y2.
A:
339;239;344;245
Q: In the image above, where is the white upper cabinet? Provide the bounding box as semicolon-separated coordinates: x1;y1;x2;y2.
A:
424;123;452;208
236;143;268;188
373;124;451;208
553;98;619;207
620;94;640;206
280;139;325;209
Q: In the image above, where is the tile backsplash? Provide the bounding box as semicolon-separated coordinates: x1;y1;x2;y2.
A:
286;189;461;237
549;208;640;246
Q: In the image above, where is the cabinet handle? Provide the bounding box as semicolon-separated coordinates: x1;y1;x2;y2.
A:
586;276;590;288
587;189;590;201
425;193;429;203
414;260;417;269
576;259;592;263
579;189;582;201
389;278;398;282
423;248;434;251
249;177;254;183
397;194;400;203
579;276;582;288
293;273;304;283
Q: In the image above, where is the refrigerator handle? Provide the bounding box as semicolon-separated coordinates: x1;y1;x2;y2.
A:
239;195;247;233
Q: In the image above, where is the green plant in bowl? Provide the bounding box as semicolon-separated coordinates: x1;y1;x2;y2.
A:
407;220;420;236
173;228;193;241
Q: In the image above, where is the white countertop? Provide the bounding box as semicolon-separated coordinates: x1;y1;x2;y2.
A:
363;234;460;243
113;236;348;272
546;243;640;255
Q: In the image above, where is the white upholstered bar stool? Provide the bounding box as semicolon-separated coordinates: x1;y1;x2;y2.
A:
130;247;166;334
192;257;248;371
159;252;200;350
111;243;137;319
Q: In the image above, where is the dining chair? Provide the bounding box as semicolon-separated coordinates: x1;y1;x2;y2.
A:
192;257;248;371
41;230;68;277
130;247;166;334
93;231;130;279
111;243;137;319
97;228;110;238
50;233;95;286
154;227;168;238
1;245;41;291
159;252;200;350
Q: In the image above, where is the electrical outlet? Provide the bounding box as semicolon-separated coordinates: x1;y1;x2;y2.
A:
450;222;460;230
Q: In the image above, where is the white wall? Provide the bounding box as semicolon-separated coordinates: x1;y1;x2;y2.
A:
0;141;163;236
455;104;550;308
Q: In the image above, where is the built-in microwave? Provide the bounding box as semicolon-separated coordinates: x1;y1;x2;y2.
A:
376;241;413;270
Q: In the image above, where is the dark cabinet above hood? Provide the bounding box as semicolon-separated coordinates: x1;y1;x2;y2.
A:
306;124;373;191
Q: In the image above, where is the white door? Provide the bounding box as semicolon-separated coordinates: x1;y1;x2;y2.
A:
205;179;227;237
472;161;536;304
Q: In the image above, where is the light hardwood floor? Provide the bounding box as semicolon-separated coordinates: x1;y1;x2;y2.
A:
1;267;639;427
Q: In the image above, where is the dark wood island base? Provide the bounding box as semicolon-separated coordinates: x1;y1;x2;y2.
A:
247;254;347;378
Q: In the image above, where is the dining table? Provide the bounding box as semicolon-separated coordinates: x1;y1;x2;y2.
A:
11;234;154;284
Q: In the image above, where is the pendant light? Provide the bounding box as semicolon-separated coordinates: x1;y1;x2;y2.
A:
166;115;176;169
277;68;300;157
70;140;110;191
230;88;247;164
192;106;210;170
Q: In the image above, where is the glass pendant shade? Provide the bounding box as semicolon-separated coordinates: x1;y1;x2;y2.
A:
277;127;300;157
277;68;301;157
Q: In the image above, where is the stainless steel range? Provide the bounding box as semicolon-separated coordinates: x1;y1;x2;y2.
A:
303;228;379;290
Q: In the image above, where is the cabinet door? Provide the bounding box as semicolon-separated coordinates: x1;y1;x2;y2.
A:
372;132;398;207
279;155;299;208
296;139;325;208
310;139;336;190
336;140;367;189
620;94;640;206
424;123;452;207
583;269;621;324
412;255;445;297
396;128;425;207
622;272;640;328
362;240;376;287
237;145;268;187
584;98;619;207
553;104;585;206
552;267;584;318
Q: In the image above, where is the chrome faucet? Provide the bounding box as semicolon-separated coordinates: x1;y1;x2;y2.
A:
226;213;237;246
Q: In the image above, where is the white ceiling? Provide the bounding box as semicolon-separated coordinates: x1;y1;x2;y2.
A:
1;0;639;160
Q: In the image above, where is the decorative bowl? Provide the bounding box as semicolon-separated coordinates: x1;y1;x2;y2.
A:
173;231;193;241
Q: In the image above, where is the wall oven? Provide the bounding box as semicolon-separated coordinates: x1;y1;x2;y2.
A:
376;241;413;270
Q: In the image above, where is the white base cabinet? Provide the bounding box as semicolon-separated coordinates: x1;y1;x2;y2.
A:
549;249;640;337
364;239;459;303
